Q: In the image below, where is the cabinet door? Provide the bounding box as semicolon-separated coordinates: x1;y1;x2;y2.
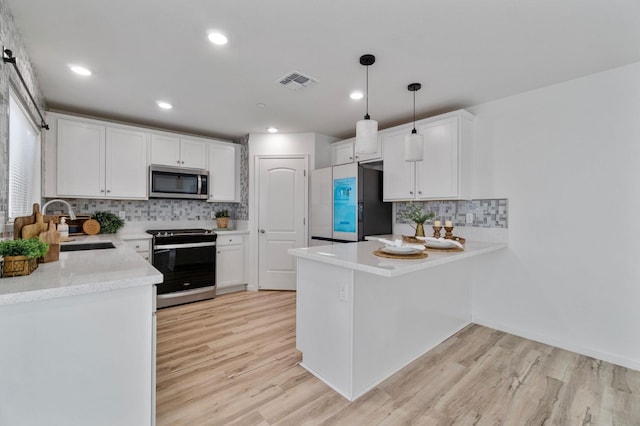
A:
106;127;149;199
180;138;207;169
354;135;382;163
216;243;245;287
150;134;180;167
416;117;459;199
57;119;106;197
208;143;239;202
332;140;355;165
382;128;416;201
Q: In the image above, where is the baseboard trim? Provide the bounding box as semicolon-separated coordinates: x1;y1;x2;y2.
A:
472;317;640;372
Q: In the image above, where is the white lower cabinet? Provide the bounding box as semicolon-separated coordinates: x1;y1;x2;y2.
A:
216;234;247;293
123;238;152;262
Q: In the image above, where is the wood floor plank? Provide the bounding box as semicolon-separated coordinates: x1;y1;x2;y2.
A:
156;290;640;425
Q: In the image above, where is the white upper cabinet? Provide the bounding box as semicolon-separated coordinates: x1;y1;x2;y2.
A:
105;128;149;199
331;136;382;166
383;110;473;201
331;139;355;165
57;119;106;198
56;119;148;199
208;142;240;202
179;138;208;169
382;126;416;200
150;134;207;169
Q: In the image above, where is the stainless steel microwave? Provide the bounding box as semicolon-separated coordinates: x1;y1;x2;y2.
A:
149;165;209;199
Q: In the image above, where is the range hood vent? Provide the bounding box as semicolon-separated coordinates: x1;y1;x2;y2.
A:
277;71;318;90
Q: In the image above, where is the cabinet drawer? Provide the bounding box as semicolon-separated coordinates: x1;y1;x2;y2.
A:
125;239;150;252
216;235;243;246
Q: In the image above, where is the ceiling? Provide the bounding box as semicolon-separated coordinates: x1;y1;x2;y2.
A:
6;0;640;141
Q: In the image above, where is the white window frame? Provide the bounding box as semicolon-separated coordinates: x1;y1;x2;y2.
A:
8;87;42;224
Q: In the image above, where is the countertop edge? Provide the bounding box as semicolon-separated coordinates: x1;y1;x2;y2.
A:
289;241;507;277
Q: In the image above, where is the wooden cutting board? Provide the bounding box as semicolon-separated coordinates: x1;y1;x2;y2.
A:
82;219;101;235
39;221;60;263
13;203;58;239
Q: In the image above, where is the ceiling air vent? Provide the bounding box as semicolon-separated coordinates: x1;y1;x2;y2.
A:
277;71;318;90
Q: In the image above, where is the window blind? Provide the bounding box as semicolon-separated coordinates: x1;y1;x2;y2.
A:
8;90;41;221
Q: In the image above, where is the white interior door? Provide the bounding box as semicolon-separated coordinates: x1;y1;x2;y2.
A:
258;157;306;290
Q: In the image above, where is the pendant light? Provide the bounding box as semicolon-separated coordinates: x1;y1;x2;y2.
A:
355;54;378;154
405;83;423;162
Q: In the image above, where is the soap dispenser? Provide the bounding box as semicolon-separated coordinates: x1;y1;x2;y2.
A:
58;217;69;239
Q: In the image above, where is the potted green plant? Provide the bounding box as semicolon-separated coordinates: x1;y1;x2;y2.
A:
92;211;125;234
0;238;49;277
215;209;230;229
401;202;435;237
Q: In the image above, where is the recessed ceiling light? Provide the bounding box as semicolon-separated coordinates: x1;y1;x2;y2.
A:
267;127;278;133
208;32;228;45
350;91;364;100
69;65;92;76
256;103;266;108
157;101;172;110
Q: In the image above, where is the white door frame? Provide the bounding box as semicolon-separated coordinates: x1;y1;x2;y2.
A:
247;154;309;291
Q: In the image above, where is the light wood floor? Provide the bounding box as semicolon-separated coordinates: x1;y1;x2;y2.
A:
156;291;640;425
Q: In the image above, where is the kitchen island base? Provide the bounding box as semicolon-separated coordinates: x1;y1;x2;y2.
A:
296;256;473;401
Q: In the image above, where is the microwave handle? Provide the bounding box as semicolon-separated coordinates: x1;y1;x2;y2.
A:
197;174;202;195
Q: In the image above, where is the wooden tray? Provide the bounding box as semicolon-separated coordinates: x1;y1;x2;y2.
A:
423;246;464;253
373;249;428;260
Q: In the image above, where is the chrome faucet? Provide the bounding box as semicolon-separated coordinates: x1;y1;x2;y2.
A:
42;199;77;220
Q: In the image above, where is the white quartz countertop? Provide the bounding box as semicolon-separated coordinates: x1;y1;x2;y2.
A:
0;234;162;306
288;235;506;277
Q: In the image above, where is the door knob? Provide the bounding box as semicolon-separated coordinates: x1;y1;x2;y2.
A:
259;229;266;233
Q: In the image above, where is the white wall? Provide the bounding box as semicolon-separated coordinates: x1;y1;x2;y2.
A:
469;61;640;370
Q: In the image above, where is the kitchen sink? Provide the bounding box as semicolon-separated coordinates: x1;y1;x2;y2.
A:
60;242;116;252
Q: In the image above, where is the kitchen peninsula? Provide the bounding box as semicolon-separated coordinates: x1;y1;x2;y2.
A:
0;235;162;426
289;238;505;401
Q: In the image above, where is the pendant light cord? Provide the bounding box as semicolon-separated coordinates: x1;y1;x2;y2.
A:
365;65;370;119
412;89;417;134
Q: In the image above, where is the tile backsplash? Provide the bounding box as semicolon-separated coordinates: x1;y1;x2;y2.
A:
395;199;508;228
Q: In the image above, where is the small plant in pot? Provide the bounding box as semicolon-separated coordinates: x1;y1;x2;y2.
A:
401;202;435;237
0;238;49;277
92;211;125;234
215;210;230;229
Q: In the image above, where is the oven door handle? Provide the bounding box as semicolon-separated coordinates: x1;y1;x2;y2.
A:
155;242;217;250
154;249;170;255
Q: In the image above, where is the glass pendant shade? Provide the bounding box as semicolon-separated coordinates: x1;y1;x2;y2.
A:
355;117;378;154
405;131;423;162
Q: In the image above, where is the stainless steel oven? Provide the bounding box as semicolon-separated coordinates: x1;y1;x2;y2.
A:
147;229;217;308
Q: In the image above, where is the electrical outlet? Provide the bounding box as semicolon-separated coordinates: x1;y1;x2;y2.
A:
466;212;474;224
118;211;126;219
211;211;216;219
339;282;349;301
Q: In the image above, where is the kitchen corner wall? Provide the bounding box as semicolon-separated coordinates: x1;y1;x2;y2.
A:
0;0;46;229
43;134;250;223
